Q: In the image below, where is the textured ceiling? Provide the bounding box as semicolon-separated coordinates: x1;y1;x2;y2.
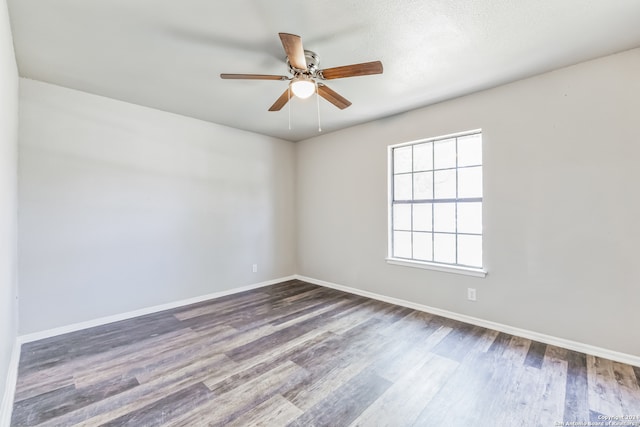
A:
7;0;640;142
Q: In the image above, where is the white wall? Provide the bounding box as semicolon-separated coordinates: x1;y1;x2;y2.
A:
18;79;296;333
0;0;18;412
297;48;640;357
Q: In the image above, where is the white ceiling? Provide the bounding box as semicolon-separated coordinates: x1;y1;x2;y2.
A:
7;0;640;142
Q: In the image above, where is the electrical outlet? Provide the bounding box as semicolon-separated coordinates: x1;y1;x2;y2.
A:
467;288;477;301
252;264;258;273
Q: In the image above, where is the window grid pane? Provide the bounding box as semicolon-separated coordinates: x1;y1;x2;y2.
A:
391;131;482;269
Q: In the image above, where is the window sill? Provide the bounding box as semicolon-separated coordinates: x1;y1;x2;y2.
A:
386;258;487;278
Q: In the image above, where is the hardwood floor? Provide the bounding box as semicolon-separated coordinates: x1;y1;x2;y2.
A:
11;280;640;426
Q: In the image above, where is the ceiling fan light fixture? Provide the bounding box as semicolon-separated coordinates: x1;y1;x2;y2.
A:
221;33;383;112
290;76;315;99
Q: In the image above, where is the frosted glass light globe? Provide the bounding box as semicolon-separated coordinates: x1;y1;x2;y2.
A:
290;78;315;99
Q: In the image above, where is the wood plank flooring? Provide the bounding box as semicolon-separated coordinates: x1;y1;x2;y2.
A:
11;280;640;426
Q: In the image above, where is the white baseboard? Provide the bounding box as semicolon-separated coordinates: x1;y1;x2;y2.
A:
18;275;297;344
295;275;640;368
0;341;20;427
14;273;640;368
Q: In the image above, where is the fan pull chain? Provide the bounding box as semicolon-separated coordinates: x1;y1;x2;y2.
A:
288;85;292;130
316;82;322;132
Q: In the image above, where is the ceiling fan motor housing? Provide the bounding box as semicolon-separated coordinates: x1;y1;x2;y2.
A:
288;50;320;76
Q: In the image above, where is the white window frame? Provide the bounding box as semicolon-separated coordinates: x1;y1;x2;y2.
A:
386;129;487;278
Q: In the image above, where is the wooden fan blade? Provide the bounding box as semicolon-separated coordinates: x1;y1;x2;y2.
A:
220;74;288;80
317;84;351;109
319;60;383;80
279;33;307;70
268;89;292;111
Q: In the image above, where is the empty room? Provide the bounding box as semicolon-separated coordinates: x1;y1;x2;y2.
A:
1;1;640;426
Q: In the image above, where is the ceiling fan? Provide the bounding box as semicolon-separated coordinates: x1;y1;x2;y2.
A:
221;33;383;111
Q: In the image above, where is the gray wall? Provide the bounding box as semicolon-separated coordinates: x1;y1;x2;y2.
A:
297;48;640;357
18;79;297;333
0;0;18;409
13;44;640;359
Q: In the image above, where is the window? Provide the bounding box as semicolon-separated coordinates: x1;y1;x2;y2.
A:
388;130;485;276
